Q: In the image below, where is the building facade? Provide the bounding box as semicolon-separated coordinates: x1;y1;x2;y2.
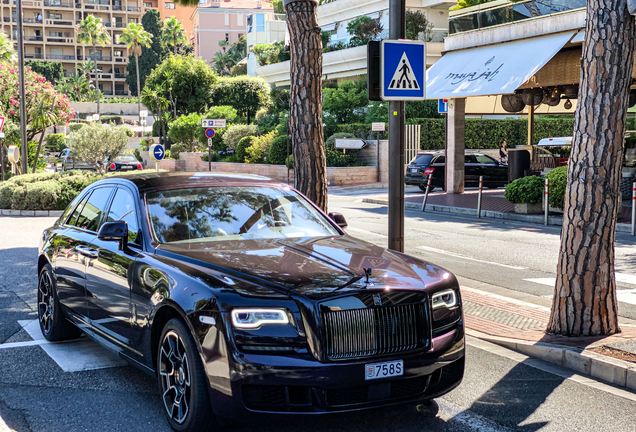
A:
192;0;272;64
143;0;196;41
0;1;147;97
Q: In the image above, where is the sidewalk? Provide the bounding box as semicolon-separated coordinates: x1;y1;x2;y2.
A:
361;188;634;232
459;276;636;391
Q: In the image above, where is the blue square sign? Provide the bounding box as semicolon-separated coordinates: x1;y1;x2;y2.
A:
381;40;426;101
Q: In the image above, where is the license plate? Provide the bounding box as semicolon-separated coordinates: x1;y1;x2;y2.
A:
121;166;132;169
365;360;403;380
410;168;419;174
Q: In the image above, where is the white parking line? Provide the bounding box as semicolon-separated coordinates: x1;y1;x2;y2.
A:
346;227;387;238
524;277;636;305
15;320;127;372
417;246;527;270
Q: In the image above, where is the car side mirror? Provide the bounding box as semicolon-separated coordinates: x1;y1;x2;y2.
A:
98;221;128;249
328;212;348;229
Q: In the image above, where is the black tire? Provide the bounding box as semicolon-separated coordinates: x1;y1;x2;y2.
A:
37;264;82;342
486;184;499;189
418;184;435;192
158;318;217;432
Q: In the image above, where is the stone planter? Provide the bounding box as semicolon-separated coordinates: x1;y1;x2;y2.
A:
514;203;543;214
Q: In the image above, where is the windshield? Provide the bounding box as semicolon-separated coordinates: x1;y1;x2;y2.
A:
146;186;340;244
410;154;433;166
114;155;137;163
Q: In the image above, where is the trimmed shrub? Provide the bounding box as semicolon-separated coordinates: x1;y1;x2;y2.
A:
268;135;288;165
245;131;276;164
100;115;123;125
222;124;259;150
546;166;568;209
69;123;86;133
325;133;358;167
236;136;255;162
45;133;67;152
169;143;187;160
504;176;544;204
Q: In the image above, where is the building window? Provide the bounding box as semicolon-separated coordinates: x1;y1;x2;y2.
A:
224;11;229;26
143;2;152;6
49;31;62;37
256;14;264;32
237;12;243;26
48;12;62;20
114;51;122;57
165;1;174;8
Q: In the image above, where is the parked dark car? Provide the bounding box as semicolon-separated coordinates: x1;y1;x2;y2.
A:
405;151;508;191
107;154;143;172
38;172;465;431
55;148;95;172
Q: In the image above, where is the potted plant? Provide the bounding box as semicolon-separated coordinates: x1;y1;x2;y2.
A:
504;175;544;214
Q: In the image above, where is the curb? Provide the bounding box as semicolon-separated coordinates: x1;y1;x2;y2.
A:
361;198;633;232
0;210;63;217
466;329;636;391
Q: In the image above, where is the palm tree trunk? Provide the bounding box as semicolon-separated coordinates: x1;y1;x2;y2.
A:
173;35;177;54
32;131;45;174
135;49;141;125
94;44;100;115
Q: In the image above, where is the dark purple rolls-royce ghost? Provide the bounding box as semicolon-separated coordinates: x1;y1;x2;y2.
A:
37;172;464;431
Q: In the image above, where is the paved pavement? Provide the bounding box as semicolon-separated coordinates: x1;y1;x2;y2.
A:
3;212;636;431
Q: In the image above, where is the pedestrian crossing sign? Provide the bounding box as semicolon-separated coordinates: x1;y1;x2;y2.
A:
380;40;426;101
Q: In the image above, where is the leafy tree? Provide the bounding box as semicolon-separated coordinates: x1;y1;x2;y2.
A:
450;0;495;10
76;15;111;114
211;36;247;76
125;10;168;96
56;73;92;102
245;131;276;163
25;61;63;86
162;17;187;54
268;135;289;164
167;113;202;151
346;16;383;46
323;79;368;123
68;123;129;174
195;106;238;150
222;124;259;149
0;32;16;64
120;22;153;121
143;55;218;117
406;10;434;41
272;0;285;14
211;76;271;124
230;64;247;76
142;86;169;146
30;97;60;173
406;100;443;119
168;0;198;6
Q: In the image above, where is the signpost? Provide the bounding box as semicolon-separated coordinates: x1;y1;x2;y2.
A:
208;138;213;171
334;139;367;150
201;119;227;128
379;37;426;252
205;128;215;139
149;144;165;172
372;123;385;182
438;99;449;114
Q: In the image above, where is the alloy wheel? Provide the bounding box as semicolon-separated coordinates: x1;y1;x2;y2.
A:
159;330;192;425
38;271;54;336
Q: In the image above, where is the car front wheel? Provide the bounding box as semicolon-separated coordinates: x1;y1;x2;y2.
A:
419;184;435;192
37;264;82;341
158;318;217;432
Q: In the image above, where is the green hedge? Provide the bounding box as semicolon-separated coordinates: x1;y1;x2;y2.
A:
0;169;162;211
335;118;575;150
504;176;544;204
546;166;568;209
325;133;358;167
268;135;289;164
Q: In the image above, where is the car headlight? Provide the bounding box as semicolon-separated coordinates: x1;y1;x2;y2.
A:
432;290;457;309
231;308;289;329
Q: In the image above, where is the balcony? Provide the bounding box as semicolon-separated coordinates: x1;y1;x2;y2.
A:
23;18;43;23
113;22;126;28
114;57;127;63
115;89;128;96
127;6;140;11
448;0;586;35
47;37;73;43
44;0;73;7
25;35;44;41
47;54;76;60
46;19;74;26
112;4;123;10
102;90;114;95
114;73;126;79
25;53;44;59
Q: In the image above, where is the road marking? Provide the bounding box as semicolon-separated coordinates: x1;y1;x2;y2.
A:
524;277;636;305
436;397;514;432
16;320;127;372
461;286;551;312
417;246;527;270
346;227;387;238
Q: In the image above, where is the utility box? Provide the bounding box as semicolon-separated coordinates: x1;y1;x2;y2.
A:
508;149;531;183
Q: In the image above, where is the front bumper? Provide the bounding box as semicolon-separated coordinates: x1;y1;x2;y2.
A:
404;175;427;186
205;326;465;418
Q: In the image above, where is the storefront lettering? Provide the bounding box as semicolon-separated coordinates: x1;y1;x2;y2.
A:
445;64;504;86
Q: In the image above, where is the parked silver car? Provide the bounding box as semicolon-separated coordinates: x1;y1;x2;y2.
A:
55;148;95;172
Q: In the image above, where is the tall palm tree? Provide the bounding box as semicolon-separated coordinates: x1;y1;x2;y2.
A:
162;17;187;54
76;16;111;115
0;31;16;64
67;73;92;101
76;60;96;80
119;22;152;124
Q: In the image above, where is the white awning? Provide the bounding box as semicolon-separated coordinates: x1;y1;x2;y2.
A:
426;31;576;99
321;23;337;32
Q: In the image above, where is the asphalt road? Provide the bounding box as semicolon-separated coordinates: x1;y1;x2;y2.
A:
2;214;636;431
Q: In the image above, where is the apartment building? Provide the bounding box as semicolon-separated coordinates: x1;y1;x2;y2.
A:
192;0;272;64
0;1;146;97
249;0;456;87
143;0;195;41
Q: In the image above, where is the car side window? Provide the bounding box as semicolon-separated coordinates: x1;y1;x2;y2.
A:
465;155;476;164
67;194;90;227
475;154;497;165
106;187;141;245
434;155;445;164
74;187;113;232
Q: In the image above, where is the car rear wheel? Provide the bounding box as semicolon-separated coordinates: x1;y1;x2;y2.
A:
418;184;435;192
158;318;216;432
37;264;82;342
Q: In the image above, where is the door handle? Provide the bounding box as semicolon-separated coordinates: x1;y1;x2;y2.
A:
76;246;99;259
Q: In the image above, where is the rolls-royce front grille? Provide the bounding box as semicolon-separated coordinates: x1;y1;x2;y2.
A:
323;304;423;360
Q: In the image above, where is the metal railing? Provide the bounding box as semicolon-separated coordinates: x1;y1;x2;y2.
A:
115;90;128;95
47;54;76;60
44;0;74;6
114;73;126;78
127;6;140;11
25;35;44;41
449;0;586;35
25;53;44;59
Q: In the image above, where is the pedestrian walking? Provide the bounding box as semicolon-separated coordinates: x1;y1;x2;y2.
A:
499;140;509;163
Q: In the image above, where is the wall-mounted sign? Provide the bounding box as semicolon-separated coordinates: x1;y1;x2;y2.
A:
335;139;367;150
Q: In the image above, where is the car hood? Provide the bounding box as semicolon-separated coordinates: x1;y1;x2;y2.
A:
156;235;454;300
